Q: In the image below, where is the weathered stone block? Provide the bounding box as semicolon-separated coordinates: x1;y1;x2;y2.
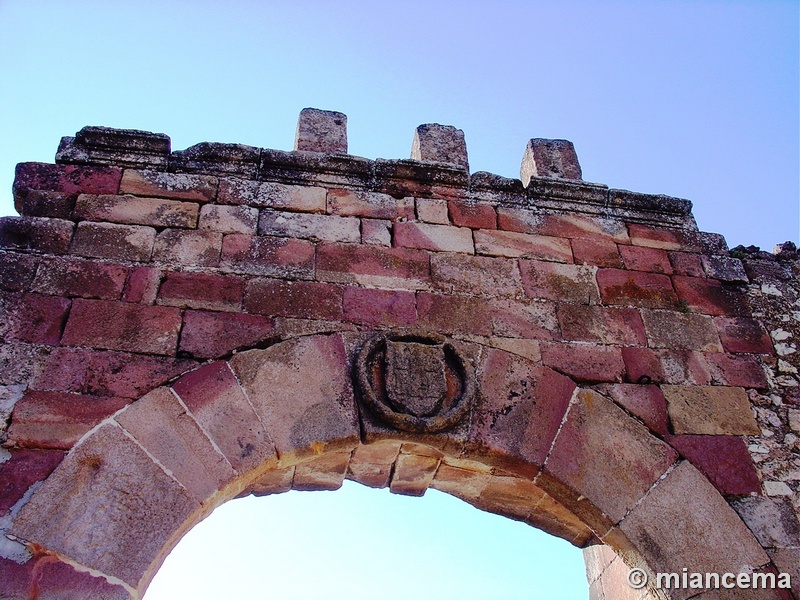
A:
32;255;128;300
152;229;222;267
218;178;326;212
158;271;245;312
71;221;155;262
474;229;572;262
327;188;414;220
122;266;161;304
360;218;392;246
705;353;769;388
448;199;496;229
596;268;678;309
622;347;712;385
342;287;417;327
627;223;701;251
489;298;559;340
293;451;352;491
393;221;474;253
0;217;74;255
295;108;347;153
389;453;440;496
571;238;623;268
558;305;647;346
169;141;259;177
663;385;760;435
542;389;677;527
120;169;217;202
0;251;38;292
668;250;705;277
220;234;315;278
732;497;800;548
540;342;625;384
16;189;77;219
316;242;429;289
640;309;723;351
0;342;52;387
519;260;599;304
11;423;198;588
701;255;747;282
521;138;582;183
618;461;769;600
246;467;294;496
0;292;70;345
411;124;469;170
172;361;276;472
416;292;492;336
0;448;64;514
244;279;343;320
672;275;748;317
178;310;275;359
347;441;401;488
618;245;672;274
6;391;128;450
258;209;360;243
13;162;121;204
74;194;199;228
713;317;774;354
61;299;181;355
431;252;523;297
667;435;761;496
198;204;258;234
594;383;669;436
498;210;629;244
32;347;195;399
228;335;359;461
415;197;450;224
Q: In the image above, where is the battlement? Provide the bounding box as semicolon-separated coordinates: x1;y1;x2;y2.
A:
49;107;695;229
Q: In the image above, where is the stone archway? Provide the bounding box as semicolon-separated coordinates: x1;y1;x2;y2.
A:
5;334;777;599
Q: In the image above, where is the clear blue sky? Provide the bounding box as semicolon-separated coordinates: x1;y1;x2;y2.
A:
1;2;797;598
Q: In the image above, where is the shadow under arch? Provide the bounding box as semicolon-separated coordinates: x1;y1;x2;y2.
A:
8;333;775;599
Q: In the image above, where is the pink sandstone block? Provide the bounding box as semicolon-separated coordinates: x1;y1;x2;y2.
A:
116;387;236;502
32;255;128;300
498;209;630;243
10;423;199;588
0;448;64;513
393;221;474;253
489;298;559;340
152;229;222;267
593;383;670;436
32;347;196;399
0;292;71;345
74;194;199;228
178;310;275;359
666;435;760;496
415;197;450;224
627;223;701;251
221;234;315;279
360;218;392;246
198;204;258;234
430;252;523;297
640;309;723;352
672;275;748;316
172;361;276;472
622;347;712;385
61;299;182;355
158;271;245;312
122;266;161;304
570;238;623;268
228;335;359;461
244;278;344;320
70;221;155;262
713;316;774;354
618;244;672;274
448;199;497;229
0;556;131;600
327;188;414;220
0;216;74;255
316;242;430;288
596;268;678;309
705;352;769;388
342;287;417;327
14;162;121;198
218;178;326;212
416;292;492;336
0;251;39;292
389;453;440;496
542;388;678;526
557;304;647;345
17;189;77;219
668;251;705;277
120;169;217;202
540;342;625;383
474;229;573;262
468;354;575;477
259;209;360;243
6;390;128;450
518;260;600;304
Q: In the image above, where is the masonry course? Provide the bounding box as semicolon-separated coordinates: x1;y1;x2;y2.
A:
0;108;797;599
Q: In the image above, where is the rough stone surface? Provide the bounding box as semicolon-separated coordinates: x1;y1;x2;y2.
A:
663;385;760;436
295;108;348;154
521;138;582;183
411;124;469;170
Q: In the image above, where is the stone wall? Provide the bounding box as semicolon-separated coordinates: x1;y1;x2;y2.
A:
0;109;797;599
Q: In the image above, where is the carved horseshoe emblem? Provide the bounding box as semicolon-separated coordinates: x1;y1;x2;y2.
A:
354;331;476;433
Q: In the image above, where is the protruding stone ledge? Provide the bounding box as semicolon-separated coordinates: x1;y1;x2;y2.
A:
259;148;373;188
295;108;348;154
56;126;171;170
169;142;261;178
